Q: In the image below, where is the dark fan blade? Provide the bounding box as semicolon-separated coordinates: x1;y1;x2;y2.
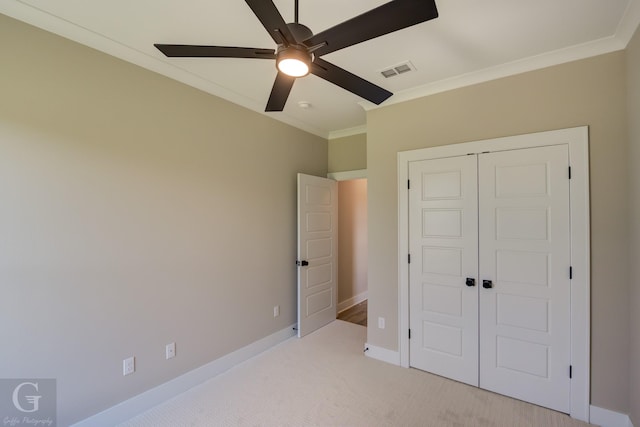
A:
266;72;296;111
304;0;438;57
155;44;275;59
311;57;392;105
245;0;296;46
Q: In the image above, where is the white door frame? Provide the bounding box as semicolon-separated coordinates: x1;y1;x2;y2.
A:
397;126;590;422
327;169;367;181
327;169;368;313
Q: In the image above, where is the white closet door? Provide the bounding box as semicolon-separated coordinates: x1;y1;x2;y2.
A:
409;156;479;386
478;146;571;413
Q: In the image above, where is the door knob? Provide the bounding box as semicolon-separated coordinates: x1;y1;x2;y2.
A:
465;278;476;287
296;260;309;266
482;280;493;289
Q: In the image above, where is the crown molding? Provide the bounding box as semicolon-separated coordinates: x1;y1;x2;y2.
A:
4;0;639;138
617;0;640;46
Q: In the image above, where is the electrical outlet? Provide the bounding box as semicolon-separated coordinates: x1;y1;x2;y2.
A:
166;342;176;360
273;305;280;317
378;317;385;329
123;357;135;376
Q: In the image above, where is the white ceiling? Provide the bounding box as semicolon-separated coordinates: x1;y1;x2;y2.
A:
2;0;640;138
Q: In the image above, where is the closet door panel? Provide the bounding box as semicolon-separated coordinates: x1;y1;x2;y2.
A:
478;145;571;413
409;156;479;386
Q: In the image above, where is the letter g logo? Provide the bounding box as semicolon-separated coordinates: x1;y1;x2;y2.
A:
12;382;41;413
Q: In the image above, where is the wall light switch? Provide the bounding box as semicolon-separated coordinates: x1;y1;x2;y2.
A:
123;357;135;376
166;342;176;360
378;317;386;329
273;305;280;317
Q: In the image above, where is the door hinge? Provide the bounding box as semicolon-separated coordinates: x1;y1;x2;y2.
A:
569;266;573;279
569;166;572;179
569;365;573;378
408;179;410;190
408;254;411;264
409;329;411;339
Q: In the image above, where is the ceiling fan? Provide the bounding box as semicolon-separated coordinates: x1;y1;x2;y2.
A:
155;0;438;112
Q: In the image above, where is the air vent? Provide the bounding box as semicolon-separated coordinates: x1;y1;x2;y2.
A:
379;61;416;78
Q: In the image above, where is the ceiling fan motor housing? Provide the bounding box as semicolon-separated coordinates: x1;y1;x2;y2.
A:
275;23;313;77
286;22;313;43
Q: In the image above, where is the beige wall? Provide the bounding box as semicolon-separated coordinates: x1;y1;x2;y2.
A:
0;16;327;426
627;25;640;426
328;133;367;173
337;179;368;305
366;52;630;413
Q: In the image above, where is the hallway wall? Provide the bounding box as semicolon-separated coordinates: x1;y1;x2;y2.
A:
338;179;368;310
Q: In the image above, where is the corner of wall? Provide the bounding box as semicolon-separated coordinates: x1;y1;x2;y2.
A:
626;21;640;427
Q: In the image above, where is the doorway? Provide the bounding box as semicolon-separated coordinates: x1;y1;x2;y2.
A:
328;170;368;327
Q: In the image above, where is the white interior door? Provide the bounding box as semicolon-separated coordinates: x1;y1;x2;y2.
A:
409;156;479;386
478;146;571;412
297;173;338;338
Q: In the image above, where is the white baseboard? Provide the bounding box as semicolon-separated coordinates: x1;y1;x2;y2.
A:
337;291;368;314
364;343;400;366
590;405;634;427
71;324;297;427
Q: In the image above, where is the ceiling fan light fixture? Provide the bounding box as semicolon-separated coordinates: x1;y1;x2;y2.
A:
155;0;438;111
276;47;311;77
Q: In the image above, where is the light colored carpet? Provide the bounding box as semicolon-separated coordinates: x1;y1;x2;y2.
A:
120;320;592;427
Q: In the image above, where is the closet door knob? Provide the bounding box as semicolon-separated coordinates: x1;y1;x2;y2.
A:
482;280;493;289
465;278;476;287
